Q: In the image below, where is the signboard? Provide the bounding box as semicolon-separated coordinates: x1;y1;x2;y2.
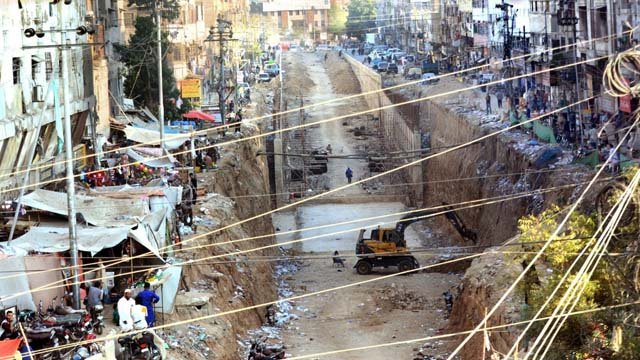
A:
599;93;616;114
542;68;550;87
620;78;632;113
620;95;632;113
180;79;201;99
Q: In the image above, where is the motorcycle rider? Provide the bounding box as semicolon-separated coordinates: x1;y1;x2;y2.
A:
86;282;103;311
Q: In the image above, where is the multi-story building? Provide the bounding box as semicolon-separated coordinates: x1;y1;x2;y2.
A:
574;0;640;116
376;0;441;52
0;0;95;198
262;0;330;41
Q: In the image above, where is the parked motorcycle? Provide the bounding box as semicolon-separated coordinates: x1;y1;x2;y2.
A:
89;305;104;335
118;332;162;360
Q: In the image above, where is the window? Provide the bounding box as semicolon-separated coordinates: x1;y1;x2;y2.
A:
315;21;319;28
31;58;39;81
45;53;53;80
296;10;300;15
289;10;293;15
124;12;135;26
12;58;20;85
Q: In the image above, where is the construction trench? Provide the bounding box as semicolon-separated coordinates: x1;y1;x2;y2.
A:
166;51;601;359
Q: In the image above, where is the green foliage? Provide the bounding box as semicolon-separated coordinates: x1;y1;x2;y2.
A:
115;16;188;119
328;3;348;35
345;0;376;39
515;201;640;358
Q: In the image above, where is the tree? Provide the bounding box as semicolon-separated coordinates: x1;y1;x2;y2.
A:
115;16;185;118
328;3;347;36
345;0;376;40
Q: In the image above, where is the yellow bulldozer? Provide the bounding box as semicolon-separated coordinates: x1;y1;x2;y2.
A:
354;204;478;275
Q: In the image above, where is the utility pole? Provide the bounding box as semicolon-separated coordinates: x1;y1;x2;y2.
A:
61;25;81;311
558;0;584;144
496;0;514;96
156;2;165;150
206;16;233;124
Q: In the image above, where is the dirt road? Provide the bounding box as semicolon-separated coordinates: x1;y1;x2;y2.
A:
270;51;460;359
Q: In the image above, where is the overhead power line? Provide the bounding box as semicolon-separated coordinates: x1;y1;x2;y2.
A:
0;28;631;187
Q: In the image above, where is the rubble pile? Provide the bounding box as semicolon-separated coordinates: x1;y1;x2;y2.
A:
239;250;302;358
375;283;435;311
412;341;450;360
161;324;213;359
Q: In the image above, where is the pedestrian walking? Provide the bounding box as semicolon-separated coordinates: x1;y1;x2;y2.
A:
136;282;160;327
345;167;353;184
496;91;503;109
117;289;136;332
485;93;492;115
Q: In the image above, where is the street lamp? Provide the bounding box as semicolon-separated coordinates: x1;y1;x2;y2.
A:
205;17;234;124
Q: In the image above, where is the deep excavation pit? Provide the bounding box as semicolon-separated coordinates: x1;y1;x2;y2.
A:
343;57;608;358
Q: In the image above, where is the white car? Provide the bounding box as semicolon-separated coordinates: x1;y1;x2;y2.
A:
384;48;401;57
367;50;382;61
421;73;440;85
316;44;331;51
258;72;271;82
390;51;406;61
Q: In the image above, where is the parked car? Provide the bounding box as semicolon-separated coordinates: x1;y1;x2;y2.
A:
265;64;280;77
402;55;416;63
384;48;401;57
290;44;300;52
258;72;271;82
377;61;389;72
406;67;422;80
367;50;382;62
387;63;399;74
238;82;251;94
421;72;439;85
374;45;389;53
316;44;331;51
371;58;382;69
478;72;496;84
390;51;406;61
421;60;439;74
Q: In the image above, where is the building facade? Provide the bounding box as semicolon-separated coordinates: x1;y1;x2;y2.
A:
0;0;95;197
262;0;330;40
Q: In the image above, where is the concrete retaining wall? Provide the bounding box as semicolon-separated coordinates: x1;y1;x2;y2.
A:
344;56;423;204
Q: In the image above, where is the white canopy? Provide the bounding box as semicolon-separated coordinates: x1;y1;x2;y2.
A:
10;225;132;256
21;189;148;227
123;126;187;150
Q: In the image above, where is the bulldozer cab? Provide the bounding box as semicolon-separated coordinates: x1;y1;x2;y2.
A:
369;227;396;243
355;227;407;256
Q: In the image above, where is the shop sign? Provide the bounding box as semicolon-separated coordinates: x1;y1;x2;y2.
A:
620;95;632;113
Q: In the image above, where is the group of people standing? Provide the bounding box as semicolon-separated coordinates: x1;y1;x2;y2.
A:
117;283;160;332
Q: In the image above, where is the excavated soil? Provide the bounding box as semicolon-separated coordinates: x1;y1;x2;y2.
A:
161;95;278;360
325;52;362;95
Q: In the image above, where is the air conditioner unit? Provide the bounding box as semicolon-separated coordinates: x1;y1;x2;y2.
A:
33;85;44;102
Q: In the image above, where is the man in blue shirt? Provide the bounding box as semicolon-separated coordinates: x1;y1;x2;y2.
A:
136;282;160;327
